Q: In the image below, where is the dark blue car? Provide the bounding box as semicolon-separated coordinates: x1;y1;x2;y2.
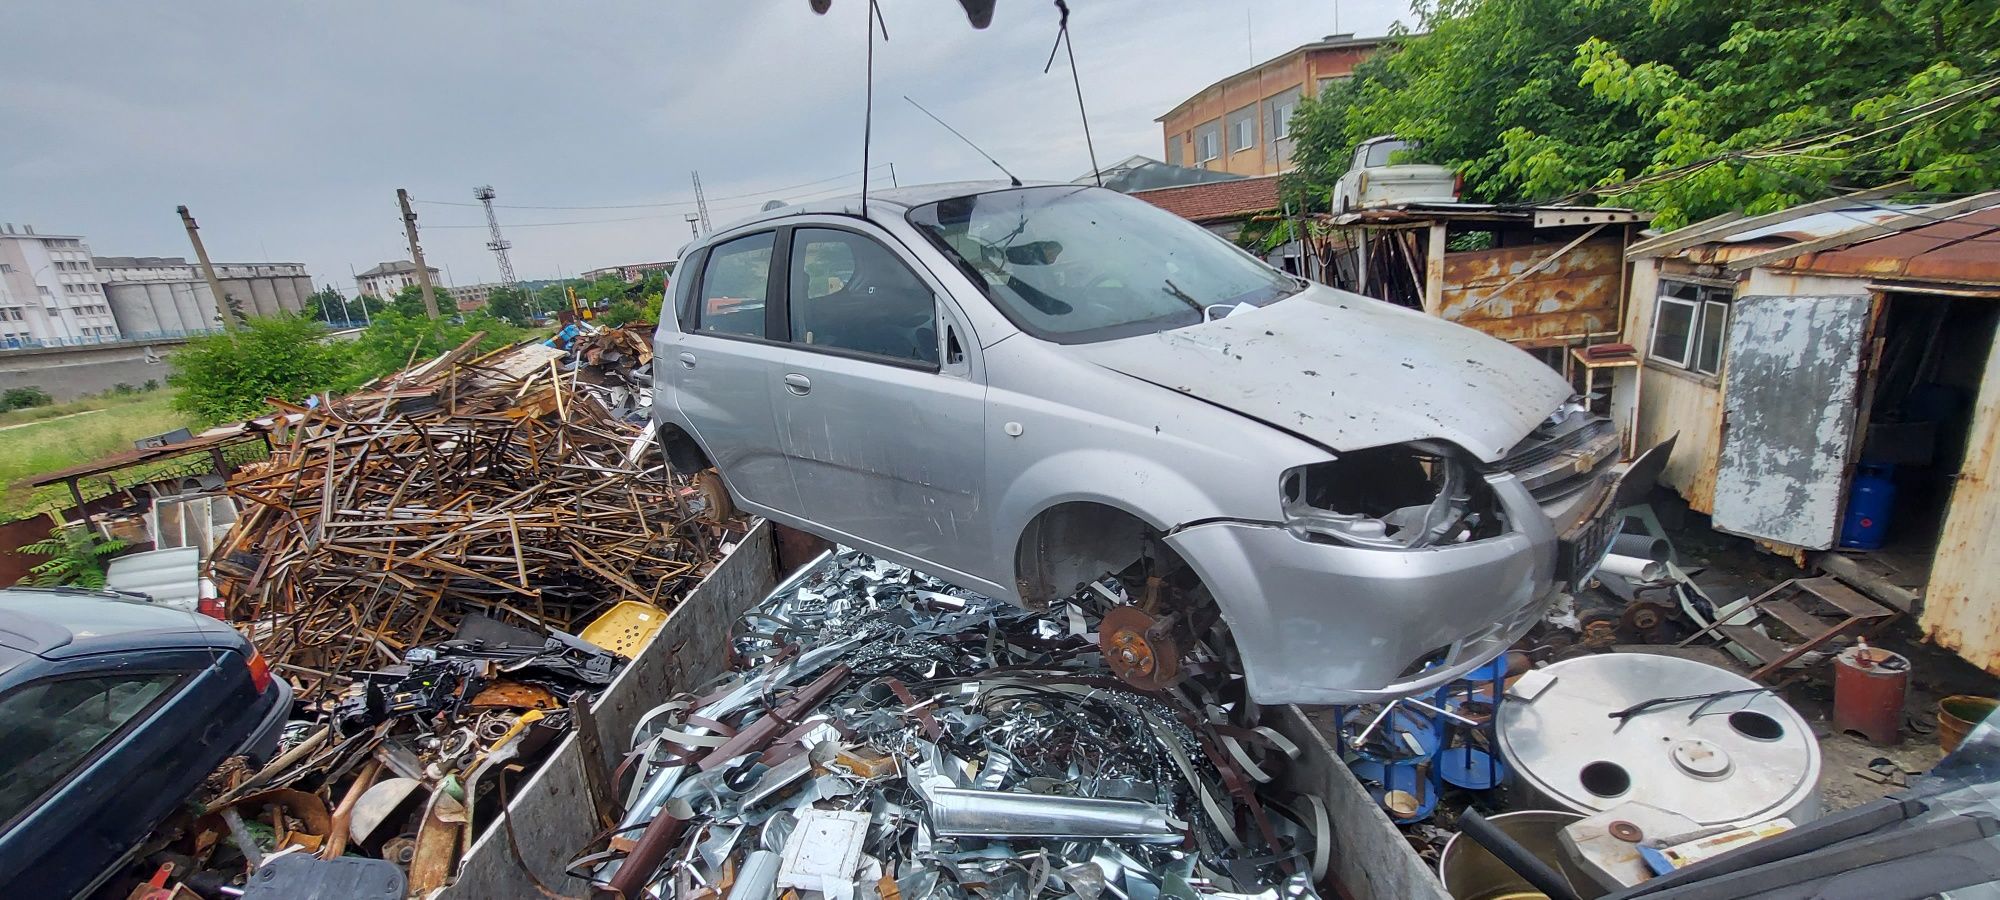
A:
0;587;292;898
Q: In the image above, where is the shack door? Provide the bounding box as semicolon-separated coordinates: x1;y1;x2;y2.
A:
1711;295;1873;549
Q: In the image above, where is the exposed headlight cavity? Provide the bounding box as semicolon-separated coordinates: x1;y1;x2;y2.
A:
1280;443;1503;549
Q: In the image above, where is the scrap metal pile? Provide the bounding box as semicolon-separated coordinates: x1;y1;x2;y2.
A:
212;337;715;700
130;336;734;895
578;550;1331;900
569;323;656;420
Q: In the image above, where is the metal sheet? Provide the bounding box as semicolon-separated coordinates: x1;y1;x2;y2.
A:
1439;240;1624;345
1924;307;2000;672
1710;295;1871;549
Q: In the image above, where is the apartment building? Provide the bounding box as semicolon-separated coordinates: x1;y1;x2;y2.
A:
356;260;443;299
0;224;120;347
1156;33;1391;177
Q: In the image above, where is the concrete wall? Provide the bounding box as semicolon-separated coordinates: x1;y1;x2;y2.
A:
0;339;184;400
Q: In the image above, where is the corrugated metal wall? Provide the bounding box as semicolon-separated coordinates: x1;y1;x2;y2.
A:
1923;323;2000;672
1439;239;1624;344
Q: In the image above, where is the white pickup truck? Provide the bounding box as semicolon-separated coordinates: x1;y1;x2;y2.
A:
1333;136;1462;213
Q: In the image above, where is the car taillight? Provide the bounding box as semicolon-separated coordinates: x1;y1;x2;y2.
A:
197;596;226;620
246;649;273;694
1453;172;1465;198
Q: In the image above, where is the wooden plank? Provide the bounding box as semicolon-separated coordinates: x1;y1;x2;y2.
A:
1795;576;1895;620
1816;552;1919;615
1760;597;1830;640
1718;623;1791;664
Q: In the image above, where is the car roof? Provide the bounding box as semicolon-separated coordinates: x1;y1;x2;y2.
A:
0;587;242;665
704;180;1068;237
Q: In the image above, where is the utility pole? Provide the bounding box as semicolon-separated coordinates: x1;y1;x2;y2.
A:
177;205;244;329
396;188;442;320
690;171;712;234
685;213;702;239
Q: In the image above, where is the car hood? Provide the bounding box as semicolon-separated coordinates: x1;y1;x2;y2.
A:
1069;287;1571;462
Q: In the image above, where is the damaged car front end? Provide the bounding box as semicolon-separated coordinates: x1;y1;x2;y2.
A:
1167;404;1637;704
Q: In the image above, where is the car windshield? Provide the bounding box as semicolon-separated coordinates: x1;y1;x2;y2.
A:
907;185;1302;344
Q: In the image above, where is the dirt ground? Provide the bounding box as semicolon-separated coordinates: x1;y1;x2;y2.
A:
1648;496;1994;812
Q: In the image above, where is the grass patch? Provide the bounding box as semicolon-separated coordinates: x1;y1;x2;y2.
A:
0;390;165;429
0;392;191;521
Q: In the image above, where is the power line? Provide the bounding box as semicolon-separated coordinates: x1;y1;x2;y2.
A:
411;165;894;211
420;179;874;229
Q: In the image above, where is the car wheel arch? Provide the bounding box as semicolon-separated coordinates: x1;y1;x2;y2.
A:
1011;499;1167;608
657;421;714;475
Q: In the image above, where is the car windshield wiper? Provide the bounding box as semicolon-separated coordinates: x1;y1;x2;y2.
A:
1161;279;1203;314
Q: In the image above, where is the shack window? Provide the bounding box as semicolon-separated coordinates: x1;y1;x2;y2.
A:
1694;299;1729;375
1652;280;1732;375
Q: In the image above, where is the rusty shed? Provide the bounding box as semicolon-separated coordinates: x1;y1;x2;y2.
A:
1616;187;2000;672
1323;202;1652;434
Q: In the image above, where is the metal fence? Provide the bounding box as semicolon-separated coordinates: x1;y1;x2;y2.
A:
0;320;371;351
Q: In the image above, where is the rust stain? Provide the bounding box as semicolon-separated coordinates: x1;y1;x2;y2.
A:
1922;303;2000;674
1438;241;1623;343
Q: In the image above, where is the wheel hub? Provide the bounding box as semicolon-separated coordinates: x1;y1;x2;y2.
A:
1100;605;1182;690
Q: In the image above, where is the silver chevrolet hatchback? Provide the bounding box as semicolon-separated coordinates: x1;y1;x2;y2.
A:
653;181;1643;704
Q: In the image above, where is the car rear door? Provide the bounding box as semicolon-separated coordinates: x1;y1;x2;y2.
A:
667;230;803;516
764;222;991;581
0;648;230;898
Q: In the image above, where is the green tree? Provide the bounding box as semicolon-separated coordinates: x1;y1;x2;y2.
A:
306;286;351;323
22;525;128;589
390;283;437;318
344;309;528;383
486;285;533;326
168;315;352;425
1286;0;2000;227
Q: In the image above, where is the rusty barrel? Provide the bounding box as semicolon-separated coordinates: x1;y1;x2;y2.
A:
1832;646;1909;745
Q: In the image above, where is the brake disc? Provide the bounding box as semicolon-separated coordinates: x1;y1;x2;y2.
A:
1100;605;1182;691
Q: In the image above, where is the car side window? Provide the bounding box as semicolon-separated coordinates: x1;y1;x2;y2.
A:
0;673;179;825
673;247;708;330
697;233;775;339
787;228;939;365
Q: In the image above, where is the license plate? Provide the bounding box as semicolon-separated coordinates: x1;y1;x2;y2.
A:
1559;472;1624;591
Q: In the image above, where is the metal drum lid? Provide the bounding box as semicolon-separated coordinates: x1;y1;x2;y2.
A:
1496;653;1820;828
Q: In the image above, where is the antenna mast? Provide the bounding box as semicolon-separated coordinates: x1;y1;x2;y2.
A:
474;185;517;285
690;171;713;234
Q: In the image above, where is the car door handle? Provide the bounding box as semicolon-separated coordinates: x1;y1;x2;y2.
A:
783;373;811;395
677;352;696;368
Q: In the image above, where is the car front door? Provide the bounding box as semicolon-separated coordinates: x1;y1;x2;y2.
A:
766;223;991;583
668;230;803;516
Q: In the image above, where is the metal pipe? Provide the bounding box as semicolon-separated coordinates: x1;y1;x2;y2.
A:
926;788;1180;842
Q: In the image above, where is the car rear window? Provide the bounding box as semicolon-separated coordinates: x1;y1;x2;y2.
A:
0;673;180;826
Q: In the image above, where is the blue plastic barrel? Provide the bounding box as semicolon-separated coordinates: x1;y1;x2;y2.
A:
1839;464;1896;550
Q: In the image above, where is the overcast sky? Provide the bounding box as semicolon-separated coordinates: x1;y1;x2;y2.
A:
0;1;1411;291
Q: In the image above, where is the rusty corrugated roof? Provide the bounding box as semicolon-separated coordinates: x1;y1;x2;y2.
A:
1780;206;2000;285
